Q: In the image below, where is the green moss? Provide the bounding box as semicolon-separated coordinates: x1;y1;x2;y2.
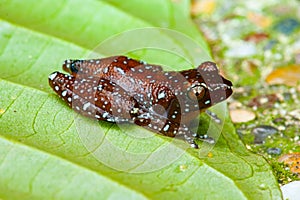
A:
270;159;299;185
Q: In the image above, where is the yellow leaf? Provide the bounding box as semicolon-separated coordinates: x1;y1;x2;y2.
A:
247;12;273;28
266;65;300;86
191;0;216;16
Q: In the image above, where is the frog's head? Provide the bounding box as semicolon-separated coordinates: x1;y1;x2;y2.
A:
181;61;233;112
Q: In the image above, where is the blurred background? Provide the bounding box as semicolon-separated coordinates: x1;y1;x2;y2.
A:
192;0;300;195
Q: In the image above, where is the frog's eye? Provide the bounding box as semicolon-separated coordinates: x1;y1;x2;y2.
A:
187;85;206;100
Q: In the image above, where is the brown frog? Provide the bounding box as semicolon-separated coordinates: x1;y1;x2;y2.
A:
49;56;233;148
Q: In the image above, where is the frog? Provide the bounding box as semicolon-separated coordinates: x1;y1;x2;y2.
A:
49;56;233;148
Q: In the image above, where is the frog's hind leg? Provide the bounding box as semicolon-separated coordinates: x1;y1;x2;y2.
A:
62;56;144;77
49;71;133;123
62;59;108;76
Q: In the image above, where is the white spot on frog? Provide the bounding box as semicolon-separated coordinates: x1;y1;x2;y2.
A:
158;91;166;99
61;90;67;97
83;102;91;111
49;72;58;81
163;124;170;132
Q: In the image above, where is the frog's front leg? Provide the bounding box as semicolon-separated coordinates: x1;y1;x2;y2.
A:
133;110;213;148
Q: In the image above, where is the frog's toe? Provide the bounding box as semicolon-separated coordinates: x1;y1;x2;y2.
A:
190;141;199;149
197;134;215;144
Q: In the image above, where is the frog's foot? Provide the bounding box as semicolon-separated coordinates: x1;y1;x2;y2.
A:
205;110;222;124
174;125;199;148
176;126;215;149
196;134;215;144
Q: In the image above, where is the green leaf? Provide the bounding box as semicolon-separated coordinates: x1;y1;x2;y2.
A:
0;0;282;199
